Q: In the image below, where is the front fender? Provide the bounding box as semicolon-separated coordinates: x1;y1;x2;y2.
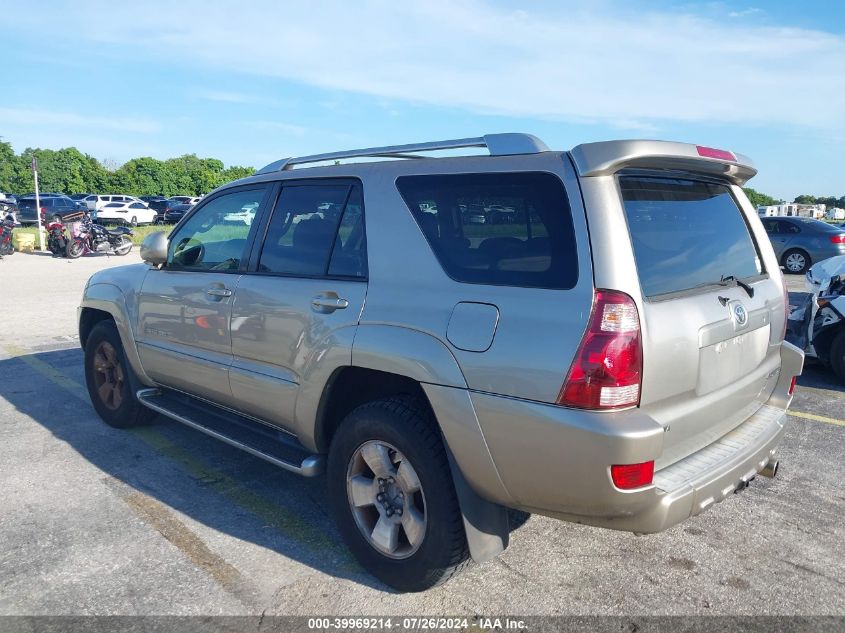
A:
79;283;154;386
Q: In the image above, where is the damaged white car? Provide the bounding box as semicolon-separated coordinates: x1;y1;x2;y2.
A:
787;255;845;382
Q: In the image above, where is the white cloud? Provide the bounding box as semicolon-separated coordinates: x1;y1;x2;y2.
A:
5;1;845;132
728;7;763;18
0;107;160;134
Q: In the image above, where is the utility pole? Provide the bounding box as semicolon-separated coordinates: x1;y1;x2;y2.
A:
32;157;45;252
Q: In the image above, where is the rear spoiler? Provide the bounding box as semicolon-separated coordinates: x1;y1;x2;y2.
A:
569;140;757;186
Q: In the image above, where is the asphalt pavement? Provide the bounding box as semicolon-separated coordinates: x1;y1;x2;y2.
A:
0;251;843;618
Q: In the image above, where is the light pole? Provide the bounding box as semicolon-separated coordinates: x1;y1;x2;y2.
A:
31;157;45;252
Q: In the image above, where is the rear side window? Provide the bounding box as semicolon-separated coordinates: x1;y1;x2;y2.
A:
258;183;366;278
620;175;762;298
396;172;578;289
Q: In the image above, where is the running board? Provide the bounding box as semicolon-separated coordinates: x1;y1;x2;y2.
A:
136;388;324;476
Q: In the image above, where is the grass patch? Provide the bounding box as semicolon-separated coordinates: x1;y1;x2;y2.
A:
13;223;172;248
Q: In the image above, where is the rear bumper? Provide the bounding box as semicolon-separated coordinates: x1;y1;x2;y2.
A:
466;342;804;533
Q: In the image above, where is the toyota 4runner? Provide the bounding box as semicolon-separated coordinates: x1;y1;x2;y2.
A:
79;134;804;591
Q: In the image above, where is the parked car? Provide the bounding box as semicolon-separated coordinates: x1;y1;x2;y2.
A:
79;134;803;592
169;195;203;205
140;195;167;203
223;202;259;225
69;193;93;202
147;199;182;223
761;217;845;274
95;201;157;226
162;203;193;224
80;194;144;212
17;195;85;225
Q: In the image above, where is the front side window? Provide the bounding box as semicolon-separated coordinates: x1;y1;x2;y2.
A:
168;187;266;271
396;172;578;289
258;183;365;277
620;175;763;298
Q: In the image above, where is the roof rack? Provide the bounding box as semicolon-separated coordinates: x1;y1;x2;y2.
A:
255;133;549;174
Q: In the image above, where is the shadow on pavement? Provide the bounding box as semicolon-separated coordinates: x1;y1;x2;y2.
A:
0;348;388;591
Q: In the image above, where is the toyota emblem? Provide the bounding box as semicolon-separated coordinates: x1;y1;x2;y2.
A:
733;303;748;326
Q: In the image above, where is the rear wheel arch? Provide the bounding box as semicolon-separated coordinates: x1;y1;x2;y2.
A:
315;366;433;453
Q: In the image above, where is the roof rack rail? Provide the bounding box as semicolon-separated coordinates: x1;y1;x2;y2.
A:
255;133;549;174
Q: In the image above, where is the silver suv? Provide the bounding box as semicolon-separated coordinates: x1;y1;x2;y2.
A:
78;134;804;591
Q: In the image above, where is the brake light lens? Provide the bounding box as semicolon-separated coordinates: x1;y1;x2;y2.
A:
829;234;845;244
788;376;797;396
696;145;736;161
558;290;642;409
611;461;654;489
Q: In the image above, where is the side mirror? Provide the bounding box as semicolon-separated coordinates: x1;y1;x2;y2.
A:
140;231;168;266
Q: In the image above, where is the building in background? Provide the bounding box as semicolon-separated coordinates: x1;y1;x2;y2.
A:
758;203;826;219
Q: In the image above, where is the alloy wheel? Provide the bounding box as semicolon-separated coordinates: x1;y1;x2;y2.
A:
346;440;427;559
92;341;124;410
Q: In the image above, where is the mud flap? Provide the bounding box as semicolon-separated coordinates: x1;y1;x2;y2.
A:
445;445;509;563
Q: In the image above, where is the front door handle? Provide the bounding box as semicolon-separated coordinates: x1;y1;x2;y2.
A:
312;295;349;313
206;287;233;298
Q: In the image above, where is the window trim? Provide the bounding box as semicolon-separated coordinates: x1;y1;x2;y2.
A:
244;177;368;282
395;170;578;290
163;183;274;274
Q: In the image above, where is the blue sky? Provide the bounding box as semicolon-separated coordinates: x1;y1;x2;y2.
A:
1;0;844;200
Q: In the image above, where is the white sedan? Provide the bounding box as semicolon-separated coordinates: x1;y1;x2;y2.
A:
95;201;157;226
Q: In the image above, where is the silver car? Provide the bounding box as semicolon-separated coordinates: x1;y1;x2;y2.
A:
78;134;803;591
761;216;845;274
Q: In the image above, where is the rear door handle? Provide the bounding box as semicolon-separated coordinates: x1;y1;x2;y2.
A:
206;287;232;298
311;296;349;313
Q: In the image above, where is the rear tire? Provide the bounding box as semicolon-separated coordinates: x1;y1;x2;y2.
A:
327;396;469;591
84;320;155;428
115;235;132;256
783;249;810;274
830;330;845;384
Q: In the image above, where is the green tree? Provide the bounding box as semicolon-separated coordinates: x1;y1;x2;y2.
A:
743;187;778;208
0;141;254;195
793;194;817;204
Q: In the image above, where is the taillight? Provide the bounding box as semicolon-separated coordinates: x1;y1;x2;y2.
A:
696;145;736;161
829;234;845;244
557;290;642;409
611;461;654;489
788;376;797;396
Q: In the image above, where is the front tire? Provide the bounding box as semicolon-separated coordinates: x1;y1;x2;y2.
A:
84;320;154;428
783;249;810;274
327;397;469;591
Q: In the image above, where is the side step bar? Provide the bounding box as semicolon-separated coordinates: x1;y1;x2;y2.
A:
136;388;324;477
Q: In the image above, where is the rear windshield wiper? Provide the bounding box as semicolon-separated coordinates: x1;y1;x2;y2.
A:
720;275;755;298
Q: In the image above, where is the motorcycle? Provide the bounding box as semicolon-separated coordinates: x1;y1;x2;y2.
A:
786;255;845;382
66;214;133;258
0;213;16;257
46;220;70;257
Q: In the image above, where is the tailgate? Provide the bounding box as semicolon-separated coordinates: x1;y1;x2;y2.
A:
618;173;785;468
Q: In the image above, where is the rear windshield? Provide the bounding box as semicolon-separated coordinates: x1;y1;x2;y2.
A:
396;172;578;289
620;175;762;298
